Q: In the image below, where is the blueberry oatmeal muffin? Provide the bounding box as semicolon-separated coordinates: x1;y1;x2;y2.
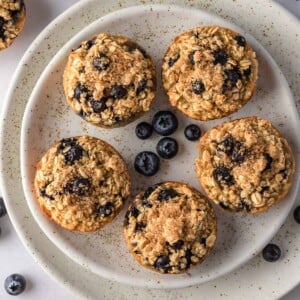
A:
63;33;157;127
0;0;26;51
162;26;258;120
34;136;131;232
123;182;217;274
195;117;295;213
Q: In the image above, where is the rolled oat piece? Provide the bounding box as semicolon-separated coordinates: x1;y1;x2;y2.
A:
123;181;217;274
34;136;131;232
195;117;295;213
0;0;26;51
162;26;258;120
63;33;157;128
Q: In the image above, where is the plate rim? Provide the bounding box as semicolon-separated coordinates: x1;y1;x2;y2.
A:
1;0;300;298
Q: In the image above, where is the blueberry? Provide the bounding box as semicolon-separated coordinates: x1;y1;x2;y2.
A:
110;85;127;99
124;42;148;58
130;206;140;218
168;55;180;67
158;188;178;201
90;97;108;113
98;202;114;217
192;80;205;94
135;122;153;140
219;201;230;210
135;222;146;232
184;124;201;141
234;35;246;47
134;151;160;176
156;137;178;159
93;54;110;71
0;197;7;217
124;210;130;226
66;177;90;196
225;67;242;86
85;38;96;50
188;51;196;65
262;244;281;262
243;66;252;78
213;166;234;185
213;50;228;65
136;79;147;95
263;153;273;171
39;189;54;201
74;84;88;100
231;142;246;164
217;135;234;155
154;255;170;272
171;240;184;250
152;111;178;136
4;274;26;296
0;17;6;40
184;248;193;269
199;237;206;245
293;206;300;224
59;138;84;164
240;199;251;212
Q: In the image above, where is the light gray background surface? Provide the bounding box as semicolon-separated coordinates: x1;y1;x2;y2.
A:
0;1;299;299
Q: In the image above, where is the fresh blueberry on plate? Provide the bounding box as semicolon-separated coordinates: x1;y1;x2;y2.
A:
262;243;281;262
0;197;7;217
135;122;153;140
134;151;160;176
156;137;178;159
184;124;201;141
4;274;26;295
152;111;178;136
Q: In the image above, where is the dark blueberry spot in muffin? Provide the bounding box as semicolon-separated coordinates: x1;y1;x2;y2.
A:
185;248;193;269
66;177;91;196
156;137;178;159
135;222;146;232
157;188;178;202
234;35;246;47
110;85;127;99
171;240;184;250
124;210;130;226
213;50;228;65
78;110;89;119
4;274;26;296
231;141;246;164
192;80;205;94
135;122;153;140
225;67;242;86
261;186;270;193
142;183;163;207
125;42;147;58
217;135;234;155
279;168;288;179
152;111;178;136
219;201;230;210
74;84;88;100
136;79;147;95
10;9;21;23
39;189;54;201
213;166;234;185
240;199;251;212
244;66;252;78
93;54;110;71
188;51;196;65
85;38;96;50
154;255;170;272
90;97;108;113
168;54;180;67
293;206;300;224
98;202;114;217
0;197;7;217
64;144;84;164
130;206;140;218
0;24;6;41
263;153;273;171
134;151;160;176
262;244;281;262
184;124;201;141
199;237;206;245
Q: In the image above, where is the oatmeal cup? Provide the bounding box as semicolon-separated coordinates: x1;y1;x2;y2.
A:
162;26;258;121
195;117;295;213
63;33;157;128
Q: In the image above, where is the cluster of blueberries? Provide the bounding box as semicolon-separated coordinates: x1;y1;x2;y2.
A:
134;110;201;176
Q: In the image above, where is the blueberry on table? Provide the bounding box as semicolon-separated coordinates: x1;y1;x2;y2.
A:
134;151;160;176
0;197;7;217
135;122;153;140
293;206;300;224
152;111;178;136
184;124;201;141
156;137;178;159
4;274;26;295
262;243;281;262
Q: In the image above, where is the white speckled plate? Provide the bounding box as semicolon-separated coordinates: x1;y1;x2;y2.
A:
20;4;300;289
1;0;300;298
